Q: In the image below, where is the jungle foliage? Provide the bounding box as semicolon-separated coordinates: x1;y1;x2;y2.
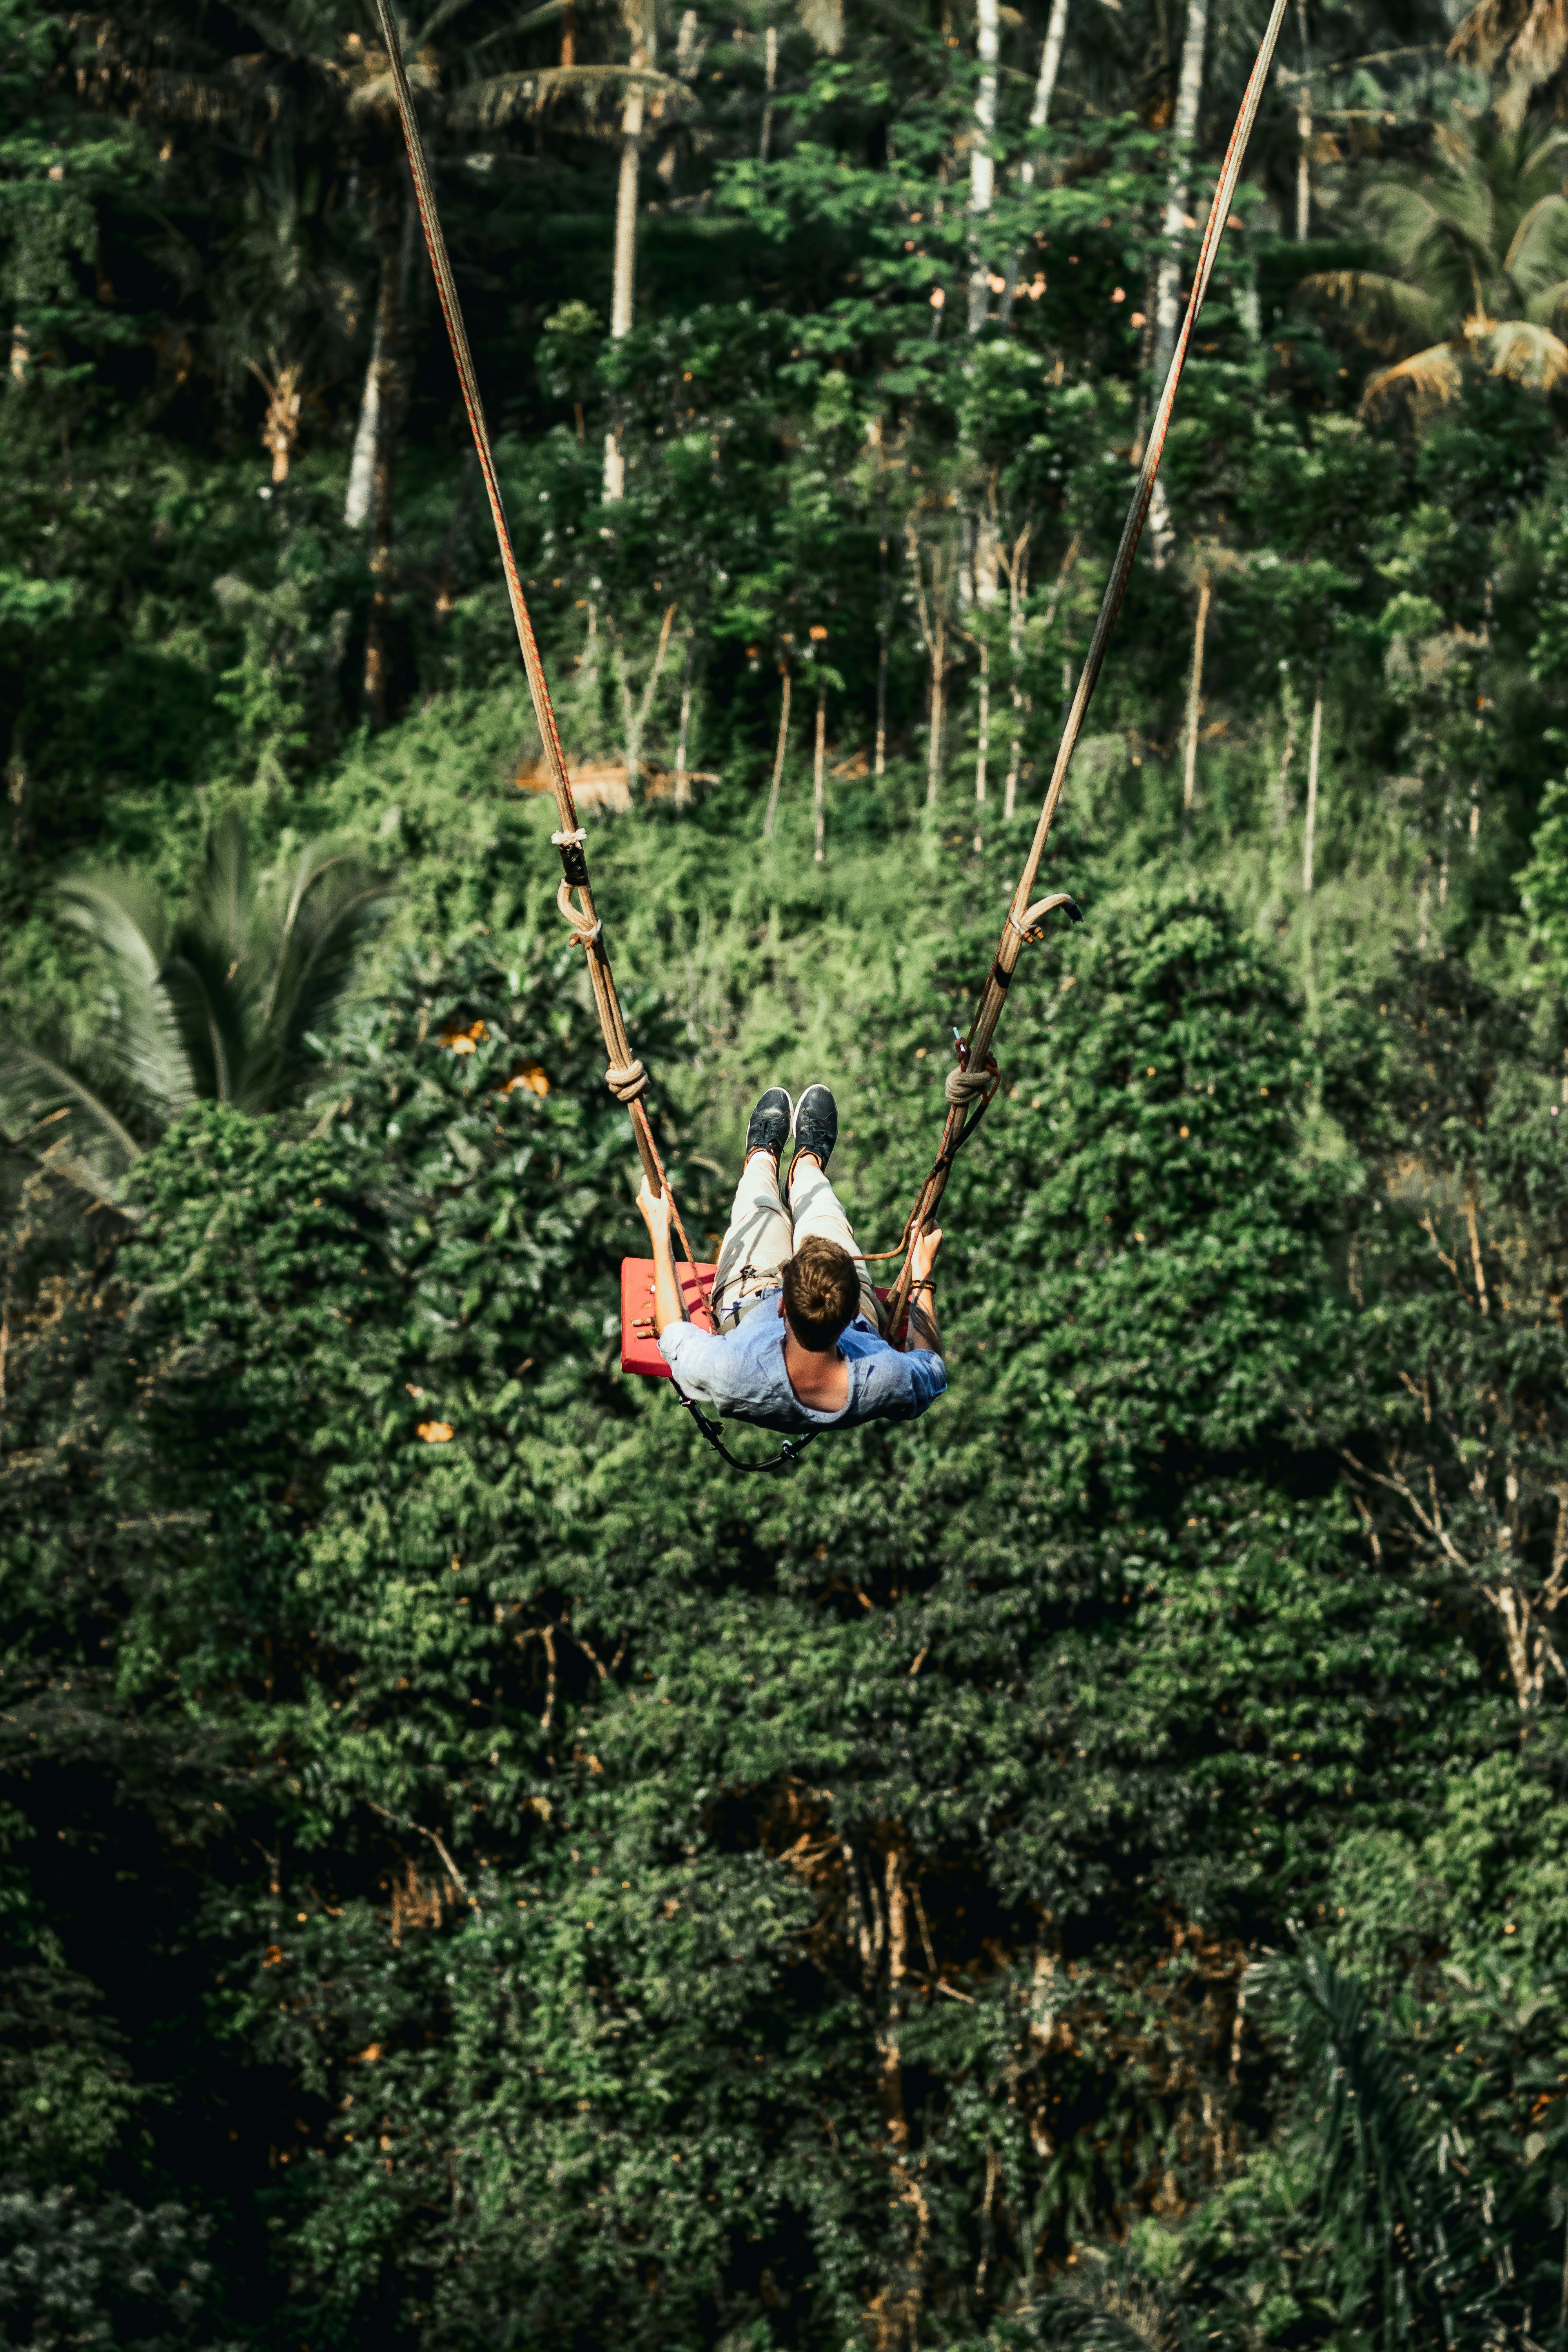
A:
7;0;1568;2337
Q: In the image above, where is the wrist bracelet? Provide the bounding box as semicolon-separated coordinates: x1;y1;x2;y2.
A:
909;1279;935;1293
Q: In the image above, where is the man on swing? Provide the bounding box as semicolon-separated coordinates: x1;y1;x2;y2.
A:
636;1085;947;1434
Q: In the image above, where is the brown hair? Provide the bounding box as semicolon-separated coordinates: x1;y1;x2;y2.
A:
781;1236;860;1352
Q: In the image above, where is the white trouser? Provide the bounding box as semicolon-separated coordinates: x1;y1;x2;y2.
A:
710;1151;881;1333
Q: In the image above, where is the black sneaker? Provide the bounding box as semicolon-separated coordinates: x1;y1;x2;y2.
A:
744;1086;793;1164
791;1082;838;1178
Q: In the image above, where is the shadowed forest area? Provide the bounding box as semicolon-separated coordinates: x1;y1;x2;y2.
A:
7;0;1568;2336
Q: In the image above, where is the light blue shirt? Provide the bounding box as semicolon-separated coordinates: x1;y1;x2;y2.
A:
658;1290;947;1435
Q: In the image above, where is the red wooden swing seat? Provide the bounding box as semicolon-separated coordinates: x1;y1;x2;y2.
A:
620;1260;901;1378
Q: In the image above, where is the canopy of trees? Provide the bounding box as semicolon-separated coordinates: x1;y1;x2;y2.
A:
5;0;1568;2340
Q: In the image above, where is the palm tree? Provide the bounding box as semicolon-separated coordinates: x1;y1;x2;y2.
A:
0;814;391;1209
1450;0;1568;130
1250;1940;1481;2344
1305;114;1568;417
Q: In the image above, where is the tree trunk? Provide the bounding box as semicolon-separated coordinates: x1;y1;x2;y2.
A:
1149;0;1208;567
1181;569;1210;834
972;635;990;850
759;14;778;162
1472;571;1493;855
1294;0;1310;238
345;314;382;529
1296;85;1311;238
998;0;1068;326
1301;670;1323;897
813;672;827;864
875;514;891;780
363;183;413;727
1274;672;1298;832
763;660;792;839
9;321;29;386
926;622;947;809
966;0;1000;332
604;20;650;502
612;600;677;793
999;521;1042;820
674;628;695;810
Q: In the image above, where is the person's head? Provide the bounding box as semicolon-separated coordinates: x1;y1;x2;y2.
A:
781;1236;860;1354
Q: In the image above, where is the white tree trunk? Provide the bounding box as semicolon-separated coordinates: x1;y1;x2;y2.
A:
604;24;650;501
1296;91;1311;239
760;18;778;162
1302;671;1323;897
9;323;29;387
763;662;791;839
967;0;1000;332
1181;570;1211;830
813;673;828;864
345;315;383;528
1149;0;1208;567
926;627;947;808
1154;0;1209;383
998;0;1068;326
610;71;646;340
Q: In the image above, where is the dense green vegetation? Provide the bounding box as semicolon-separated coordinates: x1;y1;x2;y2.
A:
7;0;1568;2337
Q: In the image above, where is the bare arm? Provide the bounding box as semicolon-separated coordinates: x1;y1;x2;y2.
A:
636;1178;686;1338
903;1225;944;1356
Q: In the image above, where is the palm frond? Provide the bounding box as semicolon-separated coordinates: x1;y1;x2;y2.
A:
1482;315;1568;387
345;53;439;112
1360;341;1466;417
54;875;196;1120
159;951;246;1106
249;850;394;1107
1508;0;1568;88
1043;2255;1177;2352
1525;276;1568;328
1504;192;1568;298
1249;1940;1483;2340
1362;177;1486;298
191;805;253;975
1301;270;1446;356
1448;0;1530;64
0;1042;147;1171
447;62;684;131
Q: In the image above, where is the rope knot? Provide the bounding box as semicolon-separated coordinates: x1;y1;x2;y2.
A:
605;1059;648;1104
944;1064;995;1108
556;877;602;949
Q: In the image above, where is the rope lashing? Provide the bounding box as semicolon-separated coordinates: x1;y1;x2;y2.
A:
555;877;603;948
882;0;1290;1339
944;1060;998;1109
372;0;699;1258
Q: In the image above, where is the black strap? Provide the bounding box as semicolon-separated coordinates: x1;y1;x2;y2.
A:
671;1379;822;1475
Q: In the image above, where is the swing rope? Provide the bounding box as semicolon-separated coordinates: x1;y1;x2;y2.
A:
880;0;1291;1338
371;0;709;1302
376;0;1290;1455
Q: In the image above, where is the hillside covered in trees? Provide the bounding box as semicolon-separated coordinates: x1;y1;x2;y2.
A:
6;0;1568;2337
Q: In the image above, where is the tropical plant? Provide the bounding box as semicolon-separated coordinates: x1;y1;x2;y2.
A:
0;812;390;1206
1249;1939;1483;2345
1449;0;1568;131
1306;114;1568;417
